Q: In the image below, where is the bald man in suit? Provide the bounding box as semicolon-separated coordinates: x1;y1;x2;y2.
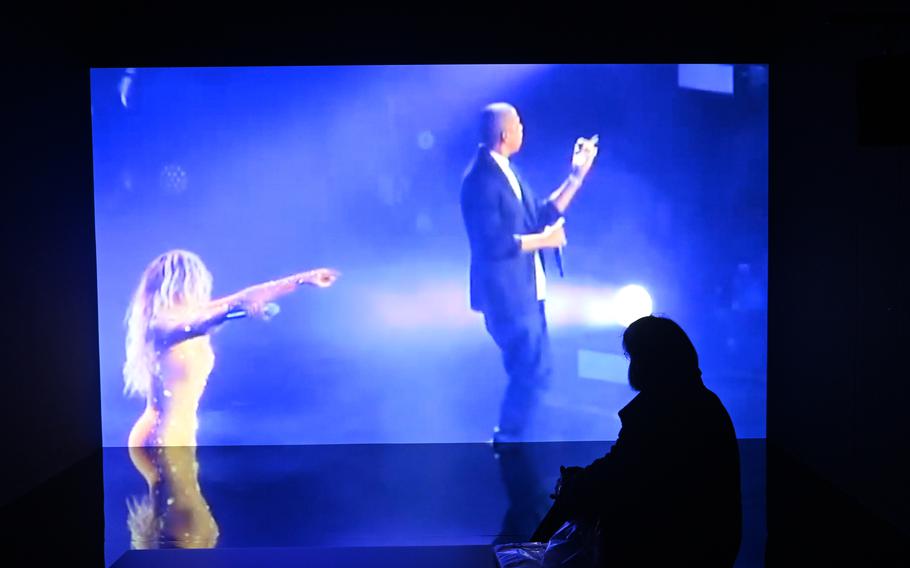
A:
460;102;599;443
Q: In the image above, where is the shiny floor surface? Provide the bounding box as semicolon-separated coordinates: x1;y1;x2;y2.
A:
105;440;765;567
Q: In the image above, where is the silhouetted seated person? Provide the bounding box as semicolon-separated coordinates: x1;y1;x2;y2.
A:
530;315;742;567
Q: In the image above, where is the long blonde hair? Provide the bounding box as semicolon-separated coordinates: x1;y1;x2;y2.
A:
124;250;213;398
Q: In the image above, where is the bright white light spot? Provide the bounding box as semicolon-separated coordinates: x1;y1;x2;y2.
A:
613;284;653;327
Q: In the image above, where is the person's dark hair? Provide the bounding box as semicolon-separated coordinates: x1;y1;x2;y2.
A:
622;315;702;392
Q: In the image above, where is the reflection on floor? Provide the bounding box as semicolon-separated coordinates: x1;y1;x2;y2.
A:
105;440;765;567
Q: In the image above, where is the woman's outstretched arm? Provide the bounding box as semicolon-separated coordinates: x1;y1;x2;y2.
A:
150;268;339;348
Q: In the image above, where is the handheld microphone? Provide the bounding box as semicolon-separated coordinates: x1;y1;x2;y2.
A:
225;302;281;321
551;217;566;278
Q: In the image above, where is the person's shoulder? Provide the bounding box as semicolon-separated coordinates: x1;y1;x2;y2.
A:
698;385;729;410
468;151;496;173
462;157;497;189
694;385;738;433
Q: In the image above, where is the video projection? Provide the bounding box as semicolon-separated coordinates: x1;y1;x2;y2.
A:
92;64;767;447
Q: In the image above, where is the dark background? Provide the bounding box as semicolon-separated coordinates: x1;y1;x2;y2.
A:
2;8;908;566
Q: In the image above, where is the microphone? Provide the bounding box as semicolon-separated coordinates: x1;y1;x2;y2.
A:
551;216;566;278
225;302;281;321
555;246;565;278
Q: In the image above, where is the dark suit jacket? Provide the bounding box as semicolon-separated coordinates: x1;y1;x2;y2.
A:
535;383;743;567
460;146;561;318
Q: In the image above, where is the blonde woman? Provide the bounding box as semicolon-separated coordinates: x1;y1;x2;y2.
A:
124;249;338;447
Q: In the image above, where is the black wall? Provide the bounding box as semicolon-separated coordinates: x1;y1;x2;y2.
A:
2;11;908;566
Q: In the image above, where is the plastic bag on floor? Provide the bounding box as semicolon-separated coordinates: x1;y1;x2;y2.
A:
493;542;547;568
494;520;600;568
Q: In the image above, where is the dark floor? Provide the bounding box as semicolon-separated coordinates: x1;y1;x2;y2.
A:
102;439;766;567
112;546;500;568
